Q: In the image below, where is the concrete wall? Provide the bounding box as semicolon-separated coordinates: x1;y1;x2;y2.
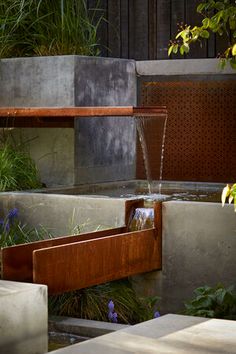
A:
0;193;127;236
0;55;137;187
0;56;75;186
74;56;137;184
132;201;236;314
0;280;47;354
10;128;74;187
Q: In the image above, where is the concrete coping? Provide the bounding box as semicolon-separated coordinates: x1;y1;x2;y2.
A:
136;58;236;76
49;315;130;338
49;314;236;354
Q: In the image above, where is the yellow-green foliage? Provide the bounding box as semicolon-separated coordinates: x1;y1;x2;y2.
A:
169;0;236;69
222;184;236;212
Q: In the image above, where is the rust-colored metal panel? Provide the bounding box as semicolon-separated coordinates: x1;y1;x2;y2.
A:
33;227;161;295
1;227;125;282
2;201;162;294
0;106;167;127
0;106;167;117
138;80;236;182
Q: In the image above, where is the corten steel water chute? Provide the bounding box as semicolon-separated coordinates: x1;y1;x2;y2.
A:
1;200;162;295
0;106;167;127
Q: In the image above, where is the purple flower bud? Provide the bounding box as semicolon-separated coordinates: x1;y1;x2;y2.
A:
154;311;160;318
108;300;115;312
108;311;113;321
8;208;18;222
111;312;118;323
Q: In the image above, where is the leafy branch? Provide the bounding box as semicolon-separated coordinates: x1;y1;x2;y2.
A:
169;0;236;69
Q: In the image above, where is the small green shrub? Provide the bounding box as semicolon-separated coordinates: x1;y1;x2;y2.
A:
184;284;236;320
49;278;160;324
0;143;42;191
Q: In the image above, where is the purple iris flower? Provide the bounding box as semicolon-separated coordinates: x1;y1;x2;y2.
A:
154;311;161;318
108;300;115;312
111;312;118;323
107;300;118;323
7;208;18;222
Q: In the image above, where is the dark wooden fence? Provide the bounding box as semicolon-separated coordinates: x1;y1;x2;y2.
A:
88;0;227;60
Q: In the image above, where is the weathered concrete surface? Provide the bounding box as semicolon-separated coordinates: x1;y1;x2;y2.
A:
0;280;47;354
49;316;129;338
74;56;137;184
136;58;236;76
0;56;75;107
0;193;127;236
10;128;74;187
49;314;236;354
0;56;137;186
133;201;236;314
0;56;75;186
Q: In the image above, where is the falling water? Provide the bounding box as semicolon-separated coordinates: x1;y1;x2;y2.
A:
135;116;152;194
158;115;168;194
136;112;168;196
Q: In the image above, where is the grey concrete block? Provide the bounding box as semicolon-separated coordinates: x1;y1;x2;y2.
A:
0;56;75;107
74;57;137;184
10;128;75;187
0;280;48;354
0;193;127;236
160;201;236;313
0;56;137;186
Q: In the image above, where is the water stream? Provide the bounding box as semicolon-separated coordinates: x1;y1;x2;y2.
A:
135;114;168;195
135;116;153;194
158;114;168;194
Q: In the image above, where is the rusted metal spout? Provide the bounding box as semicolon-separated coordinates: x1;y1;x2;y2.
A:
0;106;167;118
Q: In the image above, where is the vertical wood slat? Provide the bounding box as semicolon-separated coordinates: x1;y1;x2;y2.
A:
120;0;129;58
185;0;207;58
156;0;171;59
88;0;108;56
107;0;121;58
148;0;157;60
171;0;185;59
129;0;149;60
87;0;220;60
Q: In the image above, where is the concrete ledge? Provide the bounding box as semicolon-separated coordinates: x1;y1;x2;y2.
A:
0;193;127;236
49;314;236;354
136;58;236;76
49;316;129;338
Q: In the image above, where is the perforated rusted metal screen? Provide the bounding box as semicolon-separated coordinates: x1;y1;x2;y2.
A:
138;80;236;182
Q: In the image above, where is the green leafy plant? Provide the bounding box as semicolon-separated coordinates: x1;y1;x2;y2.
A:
49;278;160;325
0;143;42;191
0;0;104;58
169;0;236;69
222;184;236;212
184;284;236;320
